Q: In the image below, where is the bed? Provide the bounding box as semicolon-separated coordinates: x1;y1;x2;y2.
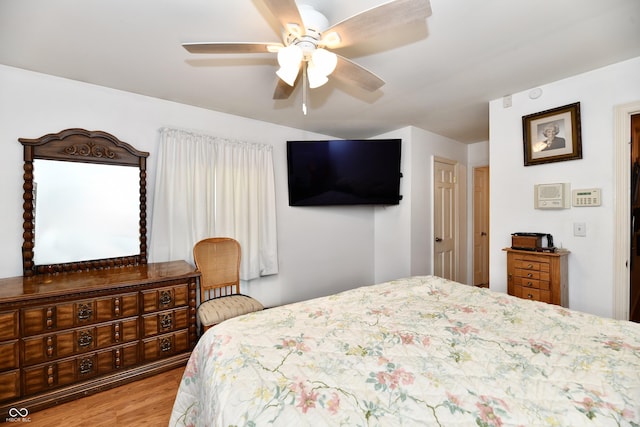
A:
170;275;640;426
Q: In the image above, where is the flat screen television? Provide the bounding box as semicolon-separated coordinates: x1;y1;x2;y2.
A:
286;139;402;206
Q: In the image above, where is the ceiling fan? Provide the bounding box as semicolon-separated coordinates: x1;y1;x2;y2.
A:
182;0;432;109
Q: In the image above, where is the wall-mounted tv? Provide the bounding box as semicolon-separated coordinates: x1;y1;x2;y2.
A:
286;139;402;206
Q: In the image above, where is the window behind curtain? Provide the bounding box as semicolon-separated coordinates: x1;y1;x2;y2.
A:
149;128;278;280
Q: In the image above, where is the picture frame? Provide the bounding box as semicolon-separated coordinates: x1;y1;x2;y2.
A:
522;102;582;166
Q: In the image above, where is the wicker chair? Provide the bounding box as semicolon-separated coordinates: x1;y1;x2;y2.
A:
193;237;263;333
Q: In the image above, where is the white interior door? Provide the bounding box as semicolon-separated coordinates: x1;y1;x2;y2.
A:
434;159;457;280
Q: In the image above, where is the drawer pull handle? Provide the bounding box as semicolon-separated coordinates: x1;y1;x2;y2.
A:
160;314;173;330
77;304;93;321
159;291;172;307
114;297;121;316
160;337;172;353
527;273;533;277
527;264;534;269
79;358;93;375
46;336;54;357
526;281;533;287
46;307;54;329
527;293;534;299
78;331;93;348
47;365;55;386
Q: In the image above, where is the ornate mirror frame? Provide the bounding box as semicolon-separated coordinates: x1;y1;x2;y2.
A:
19;128;150;276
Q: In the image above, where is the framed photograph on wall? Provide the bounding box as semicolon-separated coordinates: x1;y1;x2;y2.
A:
522;102;582;166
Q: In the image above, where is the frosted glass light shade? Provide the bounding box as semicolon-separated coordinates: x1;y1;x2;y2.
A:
276;45;303;86
311;48;337;76
307;62;328;88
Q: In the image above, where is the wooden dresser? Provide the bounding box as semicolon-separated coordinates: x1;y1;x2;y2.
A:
0;260;198;418
504;248;569;306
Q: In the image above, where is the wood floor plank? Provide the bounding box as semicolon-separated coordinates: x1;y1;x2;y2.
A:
27;366;185;426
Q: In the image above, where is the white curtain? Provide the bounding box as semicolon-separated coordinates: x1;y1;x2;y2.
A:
150;128;278;280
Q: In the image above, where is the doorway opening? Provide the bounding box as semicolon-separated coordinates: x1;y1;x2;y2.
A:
630;113;640;322
473;166;490;288
614;100;640;321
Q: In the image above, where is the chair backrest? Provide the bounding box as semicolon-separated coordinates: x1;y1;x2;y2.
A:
193;237;241;302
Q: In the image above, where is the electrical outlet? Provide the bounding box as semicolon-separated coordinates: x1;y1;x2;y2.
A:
573;222;586;237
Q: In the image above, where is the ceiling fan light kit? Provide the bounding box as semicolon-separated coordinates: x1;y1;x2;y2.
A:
310;48;337;76
276;45;303;85
182;0;432;111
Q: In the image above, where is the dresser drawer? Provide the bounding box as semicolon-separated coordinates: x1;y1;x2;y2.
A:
22;293;139;336
22;318;138;366
513;259;550;272
141;283;188;313
515;269;540;282
24;355;95;395
0;340;19;371
0;311;19;341
512;251;552;263
141;329;189;362
0;370;20;402
514;286;551;303
515;268;550;282
142;307;188;338
22;342;139;396
514;277;551;291
514;259;542;271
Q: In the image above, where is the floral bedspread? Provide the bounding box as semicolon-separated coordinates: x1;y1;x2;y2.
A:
170;276;640;426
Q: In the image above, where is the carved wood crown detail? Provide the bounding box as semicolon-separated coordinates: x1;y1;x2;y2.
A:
63;142;119;159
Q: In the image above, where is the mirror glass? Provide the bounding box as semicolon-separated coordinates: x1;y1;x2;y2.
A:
33;160;140;265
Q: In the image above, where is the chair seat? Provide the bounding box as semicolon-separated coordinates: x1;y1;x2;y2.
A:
198;294;264;327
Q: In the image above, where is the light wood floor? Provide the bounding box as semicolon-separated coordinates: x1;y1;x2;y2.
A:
27;366;185;426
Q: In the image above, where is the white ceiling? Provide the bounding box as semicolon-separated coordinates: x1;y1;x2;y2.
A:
1;0;639;143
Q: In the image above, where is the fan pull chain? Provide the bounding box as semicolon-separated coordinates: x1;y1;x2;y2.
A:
302;64;308;115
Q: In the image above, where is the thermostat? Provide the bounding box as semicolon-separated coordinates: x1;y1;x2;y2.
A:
572;188;601;207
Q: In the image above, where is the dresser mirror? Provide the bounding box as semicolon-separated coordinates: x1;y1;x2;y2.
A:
19;128;149;276
32;160;140;265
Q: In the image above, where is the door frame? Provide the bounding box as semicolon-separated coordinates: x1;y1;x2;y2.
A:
614;100;640;320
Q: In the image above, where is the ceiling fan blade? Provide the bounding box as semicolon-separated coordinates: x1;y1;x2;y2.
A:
273;78;297;100
182;42;282;54
321;0;432;49
262;0;304;36
331;55;385;92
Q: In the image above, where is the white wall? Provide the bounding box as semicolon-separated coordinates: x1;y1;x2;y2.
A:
489;56;640;318
373;127;469;284
0;65;382;307
373;127;413;282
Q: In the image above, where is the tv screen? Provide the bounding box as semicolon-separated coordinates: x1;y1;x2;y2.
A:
286;139;402;206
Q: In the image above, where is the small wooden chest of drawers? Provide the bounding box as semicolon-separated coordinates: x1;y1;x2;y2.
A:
0;260;199;417
504;248;569;306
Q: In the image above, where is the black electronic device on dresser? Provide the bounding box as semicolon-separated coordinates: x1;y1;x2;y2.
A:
511;232;556;253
